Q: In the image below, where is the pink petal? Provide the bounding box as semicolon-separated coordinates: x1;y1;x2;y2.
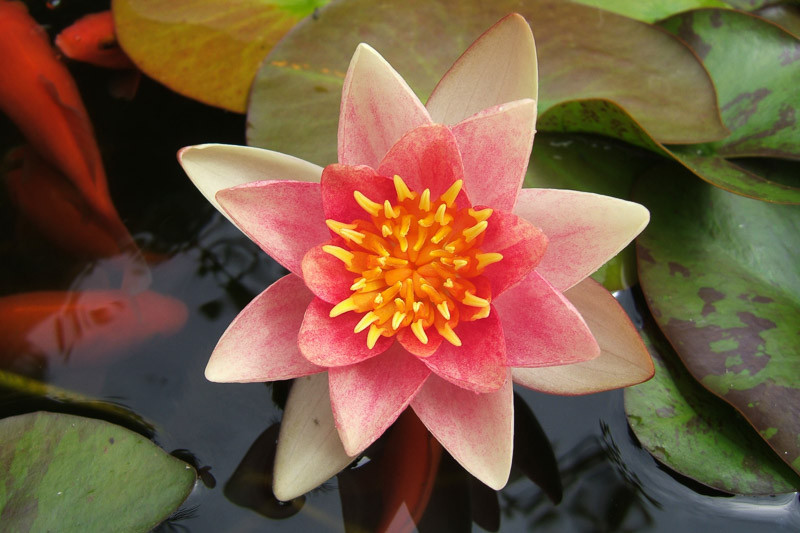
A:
329;344;430;456
377;124;468;205
481;208;548;297
494;271;599;368
320;164;395;223
205;274;323;382
273;372;354;501
427;14;538;125
411;372;513;490
298;297;393;366
397;326;443;358
514;188;650;292
421;308;506;393
216;180;329;276
513;278;654;395
451;100;537;212
339;44;432;168
301;243;354;304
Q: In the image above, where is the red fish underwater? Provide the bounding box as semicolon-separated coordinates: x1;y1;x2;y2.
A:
55;10;135;70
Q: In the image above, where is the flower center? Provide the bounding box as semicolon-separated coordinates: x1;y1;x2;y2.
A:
322;175;502;351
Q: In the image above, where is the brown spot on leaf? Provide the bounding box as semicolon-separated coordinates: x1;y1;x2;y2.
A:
720;88;770;131
669;262;690;278
723;104;796;156
780;41;800;66
710;10;723;28
699;287;725;317
637;245;655;264
674;13;712;59
738;293;774;304
656;406;675;418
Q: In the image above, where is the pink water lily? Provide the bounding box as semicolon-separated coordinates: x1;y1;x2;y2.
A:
179;14;653;499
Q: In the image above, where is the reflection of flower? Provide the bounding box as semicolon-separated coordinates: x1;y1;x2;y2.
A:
180;14;653;500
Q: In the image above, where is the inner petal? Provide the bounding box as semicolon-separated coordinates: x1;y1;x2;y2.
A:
322;174;503;351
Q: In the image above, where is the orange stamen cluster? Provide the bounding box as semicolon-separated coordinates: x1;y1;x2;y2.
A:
322;175;503;351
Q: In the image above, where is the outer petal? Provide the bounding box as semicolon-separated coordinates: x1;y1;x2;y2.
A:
411;372;513;490
427;13;538;125
421;307;506;393
377;124;467;205
216;180;329;276
481;209;548;297
178;144;322;226
451;99;537;212
397;326;443;358
273;373;354;501
514;188;650;292
205;274;324;382
513;278;654;395
301;243;354;304
494;271;600;368
338;43;432;168
320;164;396;224
329;344;430;456
298;297;393;366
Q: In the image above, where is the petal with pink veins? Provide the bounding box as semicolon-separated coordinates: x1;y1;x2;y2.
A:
301;243;355;304
513;278;654;395
339;43;432;168
421;307;506;393
178;144;322;228
273;373;354;501
298;297;394;366
515;188;650;292
427;13;538;125
451;99;537;212
377;124;468;205
216;180;329;276
205;274;324;382
494;270;599;368
321;164;396;223
411;372;513;490
481;209;548;297
329;344;430;456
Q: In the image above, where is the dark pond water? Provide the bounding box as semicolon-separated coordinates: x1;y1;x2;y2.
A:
1;2;799;531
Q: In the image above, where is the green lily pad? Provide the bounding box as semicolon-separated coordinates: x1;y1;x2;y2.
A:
569;0;728;24
635;163;800;477
625;328;800;495
0;412;196;531
660;9;800;202
524;132;656;290
248;0;726;164
112;0;329;112
756;4;800;38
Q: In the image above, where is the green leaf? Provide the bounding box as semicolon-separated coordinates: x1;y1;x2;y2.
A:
524;132;656;290
755;4;800;38
0;412;196;531
625;328;800;495
569;0;728;23
635;163;800;477
247;0;726;164
112;0;330;112
660;9;800;202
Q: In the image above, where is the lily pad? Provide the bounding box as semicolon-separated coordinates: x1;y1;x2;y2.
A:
635;163;800;477
0;411;196;531
248;0;726;165
112;0;329;112
755;4;800;38
569;0;728;22
625;328;800;495
661;9;800;202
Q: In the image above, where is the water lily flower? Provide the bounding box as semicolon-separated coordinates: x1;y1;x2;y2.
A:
179;14;654;500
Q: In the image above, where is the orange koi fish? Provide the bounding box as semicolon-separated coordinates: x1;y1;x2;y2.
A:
0;1;116;221
0;290;188;366
55;11;135;70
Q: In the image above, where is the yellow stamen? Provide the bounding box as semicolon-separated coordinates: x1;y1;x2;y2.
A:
340;228;365;244
326;219;357;233
468;207;493;222
384;257;408;267
381;224;393;237
463;221;488;243
399;215;411;237
394;298;406;312
471;306;491;320
354;311;379;333
439;180;463;207
443;278;454;289
350;278;366;291
412;301;423;314
330;296;358;317
438;323;462;347
393;175;415;201
411;320;428;345
434;203;452;226
384;200;398;219
453;259;469;270
419;188;431;211
354;191;382;217
322;245;354;266
430;226;451;244
476;252;503;270
436;301;451;320
462;292;490;307
391;311;406;330
367;324;382;349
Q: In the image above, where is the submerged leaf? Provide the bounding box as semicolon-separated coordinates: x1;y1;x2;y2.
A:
0;412;196;530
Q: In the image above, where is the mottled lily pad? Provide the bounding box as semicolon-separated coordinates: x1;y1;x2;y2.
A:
112;0;329;112
569;0;727;22
625;328;800;495
0;412;196;530
248;0;726;165
661;9;800;203
635;163;800;476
